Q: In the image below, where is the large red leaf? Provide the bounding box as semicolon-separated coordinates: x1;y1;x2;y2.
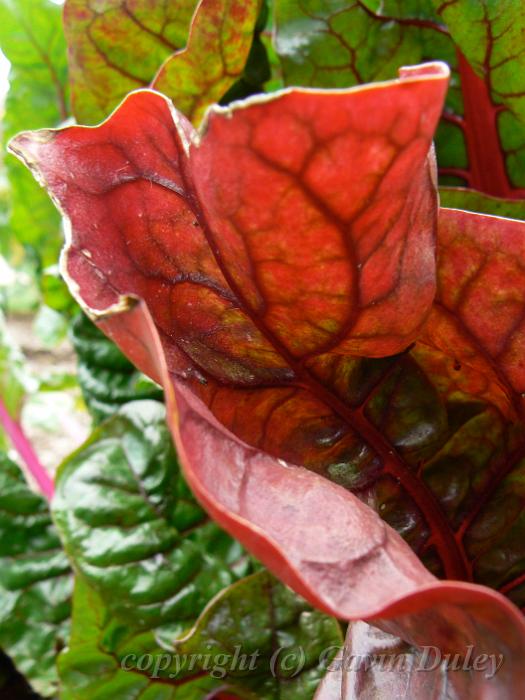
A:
10;67;473;577
9;62;525;695
9;67;464;568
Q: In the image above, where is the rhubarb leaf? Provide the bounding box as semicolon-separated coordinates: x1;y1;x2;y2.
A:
0;0;69;267
63;0;198;123
0;452;72;697
59;570;342;699
52;400;245;633
9;67;465;577
70;312;162;423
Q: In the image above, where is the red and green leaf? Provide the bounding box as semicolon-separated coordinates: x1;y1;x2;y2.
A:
433;0;525;195
64;0;261;125
151;0;262;125
273;0;525;202
64;0;198;122
9;64;525;695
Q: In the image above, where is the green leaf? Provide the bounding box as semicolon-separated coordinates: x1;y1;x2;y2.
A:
0;0;69;268
59;571;343;700
0;452;72;697
178;571;344;699
433;0;525;191
70;313;163;423
53;400;341;696
274;0;448;87
0;310;28;450
52;400;244;634
41;266;78;317
440;187;525;219
64;0;199;123
58;577;218;699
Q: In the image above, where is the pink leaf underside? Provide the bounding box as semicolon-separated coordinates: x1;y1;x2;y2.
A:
8;63;525;698
314;620;507;700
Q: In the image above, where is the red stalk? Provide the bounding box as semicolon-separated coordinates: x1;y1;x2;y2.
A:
0;395;54;501
457;50;524;198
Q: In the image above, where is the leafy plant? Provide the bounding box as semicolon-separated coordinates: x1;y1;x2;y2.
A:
1;0;525;698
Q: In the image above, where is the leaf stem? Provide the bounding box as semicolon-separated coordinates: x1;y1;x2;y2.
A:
0;396;54;501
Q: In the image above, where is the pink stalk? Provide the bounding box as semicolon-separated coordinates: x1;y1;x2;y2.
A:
0;395;54;501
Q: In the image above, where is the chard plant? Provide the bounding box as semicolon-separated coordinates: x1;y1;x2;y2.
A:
1;1;525;698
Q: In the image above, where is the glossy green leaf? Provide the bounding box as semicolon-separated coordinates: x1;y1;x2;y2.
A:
52;400;245;634
177;570;343;699
58;576;218;699
70;313;163;423
0;0;69;268
0;452;72;697
59;570;343;700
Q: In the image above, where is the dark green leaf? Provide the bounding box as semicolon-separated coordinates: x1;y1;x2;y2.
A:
70;313;163;423
52;400;244;634
58;576;219;700
0;452;72;697
59;571;343;700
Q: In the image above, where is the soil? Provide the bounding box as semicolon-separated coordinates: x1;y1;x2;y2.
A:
6;314;91;475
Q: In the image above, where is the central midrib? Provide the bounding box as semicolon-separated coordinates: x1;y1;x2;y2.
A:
172;142;471;582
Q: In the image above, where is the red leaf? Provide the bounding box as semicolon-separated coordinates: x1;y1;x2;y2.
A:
422;208;525;418
10;70;467;580
9;62;525;696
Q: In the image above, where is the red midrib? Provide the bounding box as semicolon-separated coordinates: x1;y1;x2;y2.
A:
176;147;470;582
458;50;518;198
